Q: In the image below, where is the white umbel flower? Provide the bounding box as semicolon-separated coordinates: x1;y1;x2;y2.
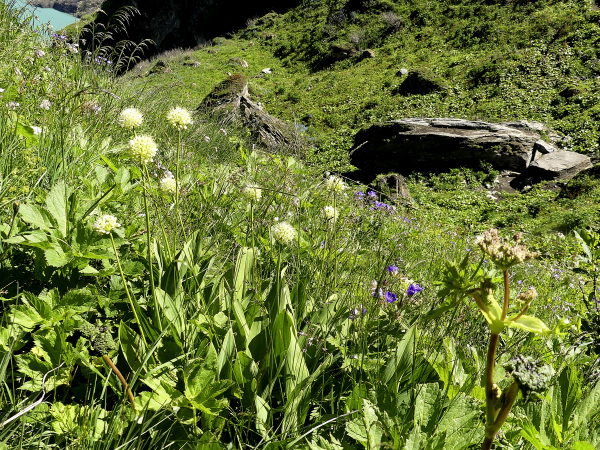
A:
166;107;193;131
39;99;51;110
325;175;345;193
323;205;338;221
93;214;120;234
242;185;262;202
272;221;296;244
128;135;157;165
160;175;177;194
118;108;143;129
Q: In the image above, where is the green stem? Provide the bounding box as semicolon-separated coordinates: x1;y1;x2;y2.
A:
141;168;160;331
175;130;181;255
483;332;499;448
502;269;509;321
110;233;147;345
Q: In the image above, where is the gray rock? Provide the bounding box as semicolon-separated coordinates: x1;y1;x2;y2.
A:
532;140;557;161
197;75;303;152
374;173;411;202
360;49;375;59
394;69;447;95
229;57;249;68
261;68;272;74
350;118;564;183
527;151;592;181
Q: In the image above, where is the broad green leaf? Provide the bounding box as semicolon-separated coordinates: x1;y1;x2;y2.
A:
119;321;148;374
568;378;600;438
255;395;271;439
383;325;416;385
507;315;551;335
45;181;70;238
45;245;73;267
217;328;235;375
572;442;596;450
184;343;217;401
403;426;422;450
19;204;56;232
9;304;43;329
233;246;254;307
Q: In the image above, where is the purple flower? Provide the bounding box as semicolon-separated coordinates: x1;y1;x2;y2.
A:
356;191;365;199
320;241;325;248
518;280;523;285
407;283;423;297
367;190;377;197
387;265;399;276
362;308;367;314
385;291;397;303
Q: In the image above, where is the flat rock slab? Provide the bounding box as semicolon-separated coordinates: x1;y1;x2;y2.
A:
350;118;568;183
527;151;592;180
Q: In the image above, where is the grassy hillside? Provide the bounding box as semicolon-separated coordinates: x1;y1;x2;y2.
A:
127;0;600;171
1;1;600;449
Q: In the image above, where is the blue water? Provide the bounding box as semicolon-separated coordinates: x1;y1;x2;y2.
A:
8;0;78;31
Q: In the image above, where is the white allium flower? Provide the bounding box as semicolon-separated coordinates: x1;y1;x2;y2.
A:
93;214;120;234
0;88;4;93
128;135;157;165
272;221;296;244
39;99;51;110
118;108;143;129
242;185;262;202
65;43;78;53
325;175;346;193
160;175;177;194
43;66;51;72
6;102;19;110
31;126;42;135
166;107;193;131
323;205;338;221
34;49;45;58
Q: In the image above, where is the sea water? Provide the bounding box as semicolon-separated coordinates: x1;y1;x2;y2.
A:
7;0;78;31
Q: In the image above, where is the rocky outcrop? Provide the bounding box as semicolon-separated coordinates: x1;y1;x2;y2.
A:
87;0;300;61
29;0;103;17
527;152;592;180
350;118;590;184
197;75;302;152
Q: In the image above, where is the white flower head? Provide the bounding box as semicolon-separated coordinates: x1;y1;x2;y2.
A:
34;49;45;58
118;108;143;129
128;135;157;165
323;205;338;221
6;101;19;110
166;107;193;131
272;221;296;244
32;126;42;135
93;214;120;234
325;175;346;193
160;175;177;194
39;99;51;110
242;185;262;202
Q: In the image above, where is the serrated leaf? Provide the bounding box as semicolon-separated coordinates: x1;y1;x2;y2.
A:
45;181;70;238
19;204;56;232
45;246;73;267
9;304;43;329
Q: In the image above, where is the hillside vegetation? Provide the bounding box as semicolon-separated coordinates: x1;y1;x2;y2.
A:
1;1;600;449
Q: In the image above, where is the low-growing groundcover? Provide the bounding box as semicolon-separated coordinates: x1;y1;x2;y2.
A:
1;2;600;450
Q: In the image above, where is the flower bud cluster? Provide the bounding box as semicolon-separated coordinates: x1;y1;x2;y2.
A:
93;214;120;234
242;185;262;202
504;355;554;399
477;228;538;270
324;175;346;193
516;287;538;307
272;221;296;244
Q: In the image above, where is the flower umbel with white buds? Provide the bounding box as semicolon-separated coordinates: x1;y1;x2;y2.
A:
323;205;338;221
242;185;262;202
128;135;157;165
93;215;120;234
272;221;296;244
160;175;177;194
478;229;538;270
118;108;143;130
166;107;193;131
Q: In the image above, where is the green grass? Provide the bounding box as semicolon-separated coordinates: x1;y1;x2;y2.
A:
1;1;600;449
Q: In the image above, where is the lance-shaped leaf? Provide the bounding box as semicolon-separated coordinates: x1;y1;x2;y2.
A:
506;315;551;335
